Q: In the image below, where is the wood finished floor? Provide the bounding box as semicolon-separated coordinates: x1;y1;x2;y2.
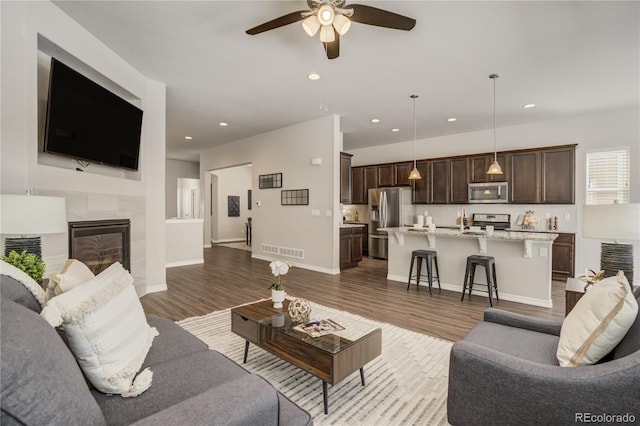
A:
141;246;566;342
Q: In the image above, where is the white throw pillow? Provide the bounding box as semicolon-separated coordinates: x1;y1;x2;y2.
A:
557;271;638;367
47;259;95;297
40;262;158;397
0;260;47;308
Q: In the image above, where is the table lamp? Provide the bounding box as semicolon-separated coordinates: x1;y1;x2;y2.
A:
1;194;67;258
582;202;640;285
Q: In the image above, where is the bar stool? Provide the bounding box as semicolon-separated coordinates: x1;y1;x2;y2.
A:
461;255;499;306
407;249;441;295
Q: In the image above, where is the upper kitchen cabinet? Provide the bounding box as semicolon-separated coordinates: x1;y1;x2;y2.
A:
449;158;469;204
377;162;412;187
412;161;431;204
350;165;378;205
510;151;541;203
340;152;353;204
429;159;450;204
510;145;576;204
469;153;509;183
541;146;575;204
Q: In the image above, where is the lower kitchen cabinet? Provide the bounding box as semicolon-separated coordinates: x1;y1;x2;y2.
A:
552;233;575;281
340;227;364;270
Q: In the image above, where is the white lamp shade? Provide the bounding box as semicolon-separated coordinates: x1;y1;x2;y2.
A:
317;4;334;26
332;14;351;35
1;194;67;235
302;15;320;36
319;25;335;43
582;203;640;241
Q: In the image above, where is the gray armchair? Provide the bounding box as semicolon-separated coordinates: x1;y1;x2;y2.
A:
447;288;640;425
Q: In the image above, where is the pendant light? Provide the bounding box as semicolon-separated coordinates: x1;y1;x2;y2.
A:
408;94;422;180
487;73;504;175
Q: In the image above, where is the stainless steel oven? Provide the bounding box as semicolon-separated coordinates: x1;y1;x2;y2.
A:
468;182;508;204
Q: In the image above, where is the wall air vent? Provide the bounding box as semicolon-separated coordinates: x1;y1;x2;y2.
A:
261;244;304;260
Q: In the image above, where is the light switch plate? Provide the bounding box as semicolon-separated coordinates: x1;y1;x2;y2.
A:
311;209;320;216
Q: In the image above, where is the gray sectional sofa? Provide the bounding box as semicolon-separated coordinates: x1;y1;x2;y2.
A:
0;274;313;425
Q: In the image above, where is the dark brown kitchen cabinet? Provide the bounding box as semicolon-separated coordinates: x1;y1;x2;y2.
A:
449;158;469;204
411;161;431;204
470;154;509;183
340;227;363;270
542;147;575;204
430;159;450;204
394;162;413;187
340;152;353;203
377;164;395;187
510;151;541;203
552;233;575;281
351;167;365;204
377;162;412;187
350;166;378;205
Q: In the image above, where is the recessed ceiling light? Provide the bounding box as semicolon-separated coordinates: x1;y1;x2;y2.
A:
308;73;320;80
219;122;228;127
371;118;380;123
391;128;400;132
184;136;193;140
447;117;457;122
523;103;536;109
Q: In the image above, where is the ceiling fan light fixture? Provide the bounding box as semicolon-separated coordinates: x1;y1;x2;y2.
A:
302;15;321;36
319;25;335;42
332;14;351;35
317;4;335;26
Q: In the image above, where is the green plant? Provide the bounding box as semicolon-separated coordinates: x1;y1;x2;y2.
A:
2;250;46;281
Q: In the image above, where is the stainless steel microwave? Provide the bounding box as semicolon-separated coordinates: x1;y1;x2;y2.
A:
468;182;508;203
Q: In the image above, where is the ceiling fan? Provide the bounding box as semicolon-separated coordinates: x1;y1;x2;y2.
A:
246;0;416;59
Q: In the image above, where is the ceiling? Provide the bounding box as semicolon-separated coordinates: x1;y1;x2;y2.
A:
52;1;639;162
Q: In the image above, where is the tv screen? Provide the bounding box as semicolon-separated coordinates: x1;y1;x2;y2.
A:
44;58;143;171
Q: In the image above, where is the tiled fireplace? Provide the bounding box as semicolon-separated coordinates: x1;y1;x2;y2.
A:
68;219;131;275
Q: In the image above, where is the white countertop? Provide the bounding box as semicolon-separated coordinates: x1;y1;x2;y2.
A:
381;226;559;242
340;223;366;228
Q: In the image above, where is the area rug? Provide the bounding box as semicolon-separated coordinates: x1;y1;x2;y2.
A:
178;301;452;426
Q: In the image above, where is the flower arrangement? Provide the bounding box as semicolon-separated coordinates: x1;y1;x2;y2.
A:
268;260;293;291
2;250;46;282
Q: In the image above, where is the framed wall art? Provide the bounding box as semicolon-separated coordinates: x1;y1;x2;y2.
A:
259;173;282;189
281;189;309;206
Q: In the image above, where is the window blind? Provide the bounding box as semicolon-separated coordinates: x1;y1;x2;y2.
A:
586;149;630;205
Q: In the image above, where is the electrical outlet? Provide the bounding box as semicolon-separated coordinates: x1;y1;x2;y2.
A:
326;209;332;217
545;212;551;219
539;247;548;257
564;213;570;220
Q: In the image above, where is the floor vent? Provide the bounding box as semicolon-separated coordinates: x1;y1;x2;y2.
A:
261;244;304;260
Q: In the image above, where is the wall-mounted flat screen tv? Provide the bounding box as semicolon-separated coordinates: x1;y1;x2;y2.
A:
43;58;143;171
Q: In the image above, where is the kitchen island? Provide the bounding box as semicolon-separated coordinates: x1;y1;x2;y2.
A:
382;227;559;307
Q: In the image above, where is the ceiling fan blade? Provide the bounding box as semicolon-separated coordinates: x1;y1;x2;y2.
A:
323;30;340;59
246;10;307;35
348;4;416;31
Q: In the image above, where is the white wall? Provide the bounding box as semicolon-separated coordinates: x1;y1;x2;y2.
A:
1;1;167;294
349;107;640;284
165;159;199;218
200;115;341;274
210;165;252;243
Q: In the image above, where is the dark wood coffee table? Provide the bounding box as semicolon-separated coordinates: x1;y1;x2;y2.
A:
231;299;382;414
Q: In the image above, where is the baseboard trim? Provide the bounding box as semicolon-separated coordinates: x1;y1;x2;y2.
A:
251;253;340;275
144;284;167;295
166;259;204;268
387;274;553;308
211;238;245;244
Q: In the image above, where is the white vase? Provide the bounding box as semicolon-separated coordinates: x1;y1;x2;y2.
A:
271;289;285;308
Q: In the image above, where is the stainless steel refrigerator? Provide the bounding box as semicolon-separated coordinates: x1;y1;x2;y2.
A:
368;187;414;259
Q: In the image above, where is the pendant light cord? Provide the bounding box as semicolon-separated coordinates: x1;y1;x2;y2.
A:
492;74;498;162
413;95;417;167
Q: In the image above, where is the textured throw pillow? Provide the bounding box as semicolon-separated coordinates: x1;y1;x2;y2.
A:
557;271;638;367
40;262;158;397
0;260;47;308
47;259;95;298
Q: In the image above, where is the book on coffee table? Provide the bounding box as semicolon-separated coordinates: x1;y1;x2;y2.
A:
294;319;345;337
